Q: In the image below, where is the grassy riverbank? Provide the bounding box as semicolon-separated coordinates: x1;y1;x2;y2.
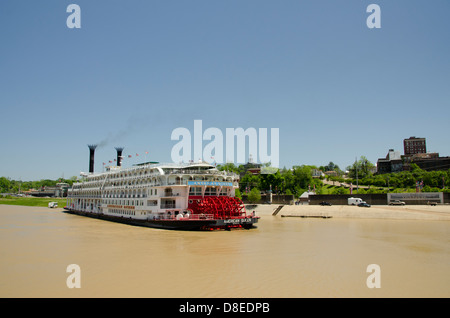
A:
0;196;67;208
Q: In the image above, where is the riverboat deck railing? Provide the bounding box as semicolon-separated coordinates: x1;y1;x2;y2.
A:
82;179;239;189
150;214;215;221
150;213;254;221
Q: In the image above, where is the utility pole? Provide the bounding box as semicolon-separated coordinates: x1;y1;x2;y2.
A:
355;157;359;194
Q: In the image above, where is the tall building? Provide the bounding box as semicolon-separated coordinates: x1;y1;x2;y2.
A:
377;137;449;174
404;136;426;155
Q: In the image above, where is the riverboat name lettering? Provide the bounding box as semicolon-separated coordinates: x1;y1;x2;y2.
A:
223;218;251;224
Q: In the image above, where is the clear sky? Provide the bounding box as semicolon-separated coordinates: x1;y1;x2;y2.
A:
1;0;449;180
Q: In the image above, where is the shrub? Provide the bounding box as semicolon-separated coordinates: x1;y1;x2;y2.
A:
248;188;261;203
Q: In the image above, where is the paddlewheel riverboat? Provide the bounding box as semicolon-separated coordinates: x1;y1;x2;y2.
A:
65;146;259;230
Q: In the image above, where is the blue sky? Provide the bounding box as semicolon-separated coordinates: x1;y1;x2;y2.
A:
1;0;449;180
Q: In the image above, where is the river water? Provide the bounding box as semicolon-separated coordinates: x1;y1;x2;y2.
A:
0;205;449;298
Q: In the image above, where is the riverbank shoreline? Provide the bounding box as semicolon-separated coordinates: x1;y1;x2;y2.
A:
250;204;450;221
1;203;450;221
0;197;67;208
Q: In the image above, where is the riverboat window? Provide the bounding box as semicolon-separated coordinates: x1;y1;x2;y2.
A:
205;187;215;196
164;188;173;196
161;199;175;209
189;187;202;196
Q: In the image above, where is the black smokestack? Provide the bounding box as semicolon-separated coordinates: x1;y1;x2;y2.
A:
88;144;97;173
115;147;124;167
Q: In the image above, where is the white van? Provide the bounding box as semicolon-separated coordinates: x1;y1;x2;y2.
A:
348;197;365;206
48;202;58;208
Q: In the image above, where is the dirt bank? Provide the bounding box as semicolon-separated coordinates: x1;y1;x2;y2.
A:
249;204;450;221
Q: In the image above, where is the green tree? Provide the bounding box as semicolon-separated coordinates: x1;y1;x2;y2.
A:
216;163;245;175
247;188;261;203
0;177;11;193
292;165;313;190
240;172;261;193
259;170;284;193
319;161;344;176
347;156;375;179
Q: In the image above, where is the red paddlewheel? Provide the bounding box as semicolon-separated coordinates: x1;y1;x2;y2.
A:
188;196;247;219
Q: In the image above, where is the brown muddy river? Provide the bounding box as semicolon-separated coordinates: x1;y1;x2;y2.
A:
0;205;449;297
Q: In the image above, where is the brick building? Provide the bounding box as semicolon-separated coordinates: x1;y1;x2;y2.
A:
404;136;426;155
377;137;450;173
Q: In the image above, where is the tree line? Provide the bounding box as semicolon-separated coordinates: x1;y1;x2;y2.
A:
2;157;450;196
218;163;322;198
339;163;450;193
0;177;76;194
218;160;450;197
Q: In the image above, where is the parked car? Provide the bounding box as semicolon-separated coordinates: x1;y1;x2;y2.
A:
389;200;406;206
319;201;332;206
358;202;371;208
